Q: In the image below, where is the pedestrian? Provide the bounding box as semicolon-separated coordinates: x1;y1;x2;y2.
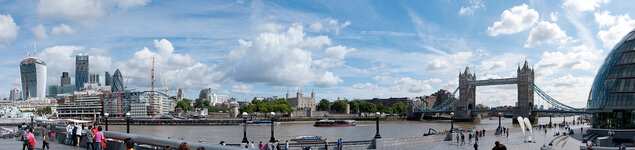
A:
27;128;37;150
456;134;460;145
492;141;507;150
482;129;485;136
461;133;465;145
21;125;29;150
473;141;478;150
42;126;50;150
86;125;94;150
75;123;82;147
506;129;509;138
95;126;105;150
51;129;55;142
250;141;255;149
259;141;264;150
324;138;329;150
581;127;583;134
285;140;289;150
126;138;136;150
469;133;473;144
619;143;626;150
475;133;478;142
337;138;343;150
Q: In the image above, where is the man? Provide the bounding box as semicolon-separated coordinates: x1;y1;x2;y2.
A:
492;141;507;150
469;133;473;144
42;126;50;150
324;138;329;150
337;138;343;150
21;125;29;150
473;141;478;150
284;140;289;150
86;125;95;150
506;129;509;138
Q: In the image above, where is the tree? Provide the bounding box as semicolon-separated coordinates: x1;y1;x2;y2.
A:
348;101;359;114
392;102;407;114
358;101;377;114
331;100;348;113
176;98;192;113
36;107;52;115
240;98;293;114
378;104;394;114
317;99;331;111
194;98;210;109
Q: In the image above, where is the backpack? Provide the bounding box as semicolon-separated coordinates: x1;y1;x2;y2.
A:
21;131;28;143
27;136;35;148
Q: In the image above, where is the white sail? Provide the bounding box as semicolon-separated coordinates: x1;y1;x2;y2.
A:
523;117;534;142
517;116;526;137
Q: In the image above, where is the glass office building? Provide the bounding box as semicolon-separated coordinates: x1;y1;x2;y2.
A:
587;28;635;129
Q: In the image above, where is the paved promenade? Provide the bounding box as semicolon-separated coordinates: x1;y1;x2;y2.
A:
0;136;82;150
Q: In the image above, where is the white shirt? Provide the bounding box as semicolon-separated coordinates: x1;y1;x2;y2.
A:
66;125;72;132
75;125;82;135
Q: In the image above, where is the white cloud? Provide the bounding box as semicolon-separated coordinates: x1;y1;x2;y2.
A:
51;24;76;35
308;18;351;35
231;83;253;94
359;30;416;37
487;4;539;36
550;12;559;22
38;46;86;85
31;24;48;40
594;11;617;28
459;0;484;16
225;24;351;88
0;14;19;43
562;0;609;12
596;13;635;48
425;52;473;72
37;0;150;26
525;21;571;48
536;44;601;76
374;76;439;93
352;82;378;89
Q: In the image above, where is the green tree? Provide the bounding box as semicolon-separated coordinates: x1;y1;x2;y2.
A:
348;101;359;114
378;104;394;114
36;106;52;115
194;98;210;109
331;100;348;113
358;101;377;114
175;98;192;112
240;98;293;114
317;99;331;111
392;102;407;114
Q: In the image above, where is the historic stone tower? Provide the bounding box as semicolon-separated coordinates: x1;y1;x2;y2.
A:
514;60;537;124
456;66;476;120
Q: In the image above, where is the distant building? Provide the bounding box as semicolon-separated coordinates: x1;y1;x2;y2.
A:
60;84;75;95
57;93;104;120
176;88;184;101
47;85;59;97
20;56;47;100
111;69;124;93
89;74;100;86
105;71;112;86
199;88;212;101
361;97;412;108
60;72;71;86
9;88;20;101
75;54;89;90
286;90;316;110
104;91;170;118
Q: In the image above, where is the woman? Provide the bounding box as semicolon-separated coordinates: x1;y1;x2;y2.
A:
94;126;105;150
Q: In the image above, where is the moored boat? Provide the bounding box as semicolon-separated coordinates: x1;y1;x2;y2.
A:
313;119;356;127
290;136;324;143
246;120;281;125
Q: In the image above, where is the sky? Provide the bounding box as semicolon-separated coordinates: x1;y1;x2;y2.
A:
0;0;633;108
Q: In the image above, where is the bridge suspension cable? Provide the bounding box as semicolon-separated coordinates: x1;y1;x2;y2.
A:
528;82;584;111
414;87;460;111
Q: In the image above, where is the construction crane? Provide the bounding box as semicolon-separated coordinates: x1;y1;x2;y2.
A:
150;57;155;116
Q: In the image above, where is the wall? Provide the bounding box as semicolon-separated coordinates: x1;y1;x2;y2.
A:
374;135;443;149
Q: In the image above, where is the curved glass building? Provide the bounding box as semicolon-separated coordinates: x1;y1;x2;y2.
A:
588;28;635;129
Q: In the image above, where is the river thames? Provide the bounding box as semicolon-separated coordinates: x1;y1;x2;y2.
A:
100;115;582;145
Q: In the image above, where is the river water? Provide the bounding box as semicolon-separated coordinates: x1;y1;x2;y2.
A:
102;115;581;144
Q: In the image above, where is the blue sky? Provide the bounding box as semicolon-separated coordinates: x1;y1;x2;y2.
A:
0;0;633;107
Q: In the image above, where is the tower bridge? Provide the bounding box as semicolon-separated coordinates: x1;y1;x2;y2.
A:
412;60;587;124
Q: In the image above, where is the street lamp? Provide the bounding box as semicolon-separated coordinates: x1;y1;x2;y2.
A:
269;112;276;143
549;114;552;127
563;114;566;125
374;112;381;139
30;114;34;127
241;112;249;143
104;113;109;131
498;112;502;130
450;112;455;133
126;112;131;133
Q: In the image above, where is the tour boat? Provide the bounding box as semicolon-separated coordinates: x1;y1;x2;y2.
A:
290;136;324;143
313;119;356;127
246;120;280;126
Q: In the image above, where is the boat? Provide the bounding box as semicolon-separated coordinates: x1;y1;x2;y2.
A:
290;136;324;143
313;119;356;127
246;120;280;126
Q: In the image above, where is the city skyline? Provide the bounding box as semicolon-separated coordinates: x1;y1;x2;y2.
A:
0;0;633;107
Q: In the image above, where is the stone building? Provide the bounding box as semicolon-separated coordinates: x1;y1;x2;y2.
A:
286;90;316;110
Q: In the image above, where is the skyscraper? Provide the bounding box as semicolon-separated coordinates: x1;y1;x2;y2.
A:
89;74;100;86
20;56;47;100
9;88;20;101
61;72;71;86
105;71;112;86
111;69;124;92
75;54;89;90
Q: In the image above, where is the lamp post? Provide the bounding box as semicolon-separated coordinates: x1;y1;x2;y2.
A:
374;112;382;139
450;112;455;133
241;112;249;143
30;114;34;127
126;112;131;133
104;113;109;131
563;114;566;125
269;112;276;143
498;112;502;130
549;114;552;127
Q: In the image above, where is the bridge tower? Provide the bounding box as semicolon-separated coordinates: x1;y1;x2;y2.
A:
514;60;537;124
456;66;476;121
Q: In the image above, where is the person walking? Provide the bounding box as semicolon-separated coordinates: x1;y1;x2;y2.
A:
461;133;465;145
42;126;50;150
324;138;329;150
337;138;343;150
506;129;509;138
492;141;507;150
475;133;479;143
21;125;29;150
95;126;105;150
284;140;289;150
482;129;486;136
469;133;473;144
250;141;255;149
456;134;460;145
27;128;37;150
473;141;478;150
258;141;263;150
86;126;95;150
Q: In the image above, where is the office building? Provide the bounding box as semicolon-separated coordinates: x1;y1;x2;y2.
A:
47;85;59;97
20;56;47;100
111;69;124;93
75;54;89;90
56;94;103;119
61;72;71;86
9;88;20;101
89;74;100;86
177;88;184;101
105;72;112;86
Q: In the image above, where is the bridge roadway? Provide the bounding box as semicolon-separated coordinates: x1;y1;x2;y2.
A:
415;109;590;116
